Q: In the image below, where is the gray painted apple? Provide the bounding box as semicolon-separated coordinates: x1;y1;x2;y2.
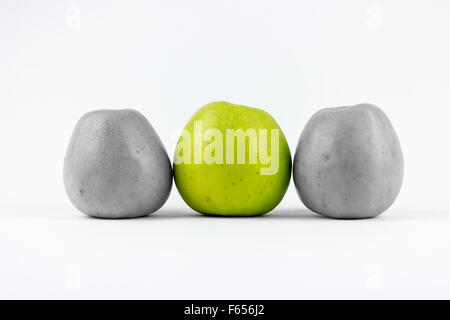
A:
64;109;172;218
293;104;404;219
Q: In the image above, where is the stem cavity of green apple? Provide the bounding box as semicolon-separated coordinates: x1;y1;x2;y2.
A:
174;120;280;175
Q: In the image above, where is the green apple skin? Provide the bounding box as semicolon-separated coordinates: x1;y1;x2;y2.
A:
173;101;291;216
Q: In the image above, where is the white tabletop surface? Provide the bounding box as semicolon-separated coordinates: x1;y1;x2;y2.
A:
2;0;450;300
1;205;448;299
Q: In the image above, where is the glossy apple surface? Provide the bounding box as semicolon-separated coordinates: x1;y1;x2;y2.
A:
174;101;291;216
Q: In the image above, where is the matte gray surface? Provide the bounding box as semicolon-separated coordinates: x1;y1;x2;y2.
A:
64;109;172;218
293;104;404;219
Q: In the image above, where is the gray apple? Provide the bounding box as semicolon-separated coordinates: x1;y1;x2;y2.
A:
64;109;172;218
293;104;404;219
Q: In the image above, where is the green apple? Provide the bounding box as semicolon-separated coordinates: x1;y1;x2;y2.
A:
173;101;291;216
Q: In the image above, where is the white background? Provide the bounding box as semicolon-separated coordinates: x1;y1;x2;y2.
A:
1;0;449;299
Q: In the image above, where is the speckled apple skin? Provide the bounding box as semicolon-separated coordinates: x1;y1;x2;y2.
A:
174;101;291;216
293;104;404;219
64;109;172;218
